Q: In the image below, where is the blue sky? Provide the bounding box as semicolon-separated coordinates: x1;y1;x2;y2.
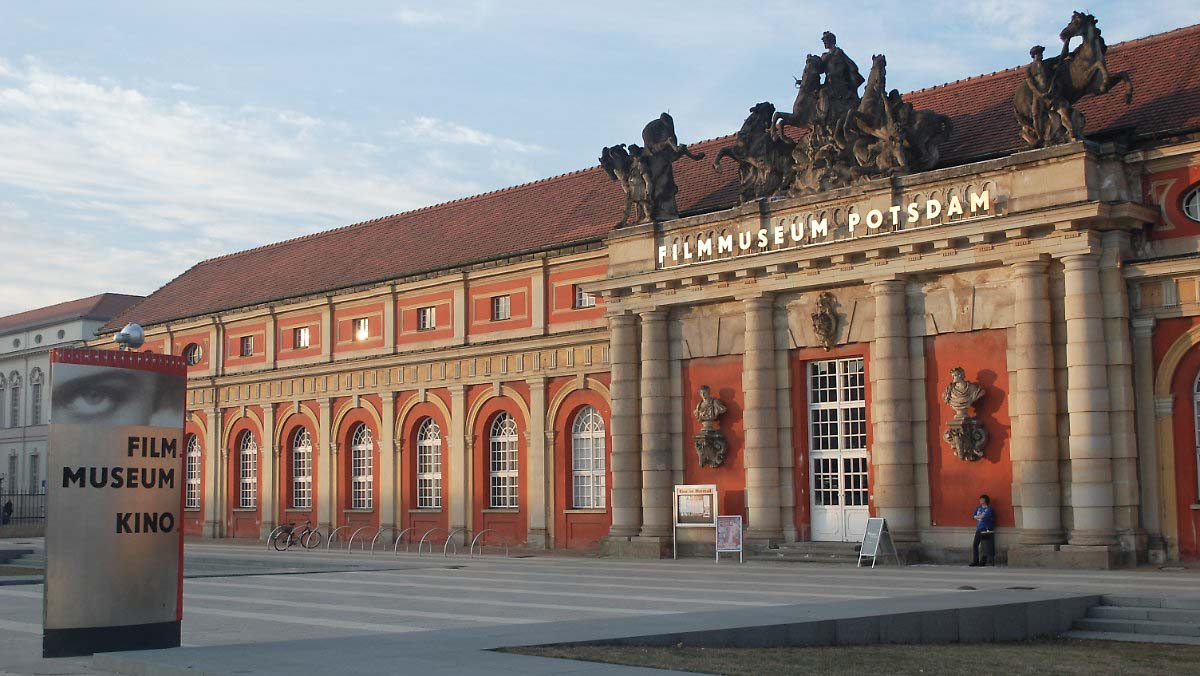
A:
0;1;1195;315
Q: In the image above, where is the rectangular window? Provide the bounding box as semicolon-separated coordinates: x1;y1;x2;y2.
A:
808;357;868;508
28;455;38;494
7;455;16;492
417;306;437;331
490;295;511;322
574;285;596;309
293;326;310;349
353;317;370;341
239;336;254;357
30;383;41;426
9;385;18;428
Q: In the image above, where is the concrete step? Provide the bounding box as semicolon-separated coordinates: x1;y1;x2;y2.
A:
1064;630;1200;646
1089;605;1200;624
1072;617;1200;638
746;552;861;564
1101;594;1200;611
749;542;862;564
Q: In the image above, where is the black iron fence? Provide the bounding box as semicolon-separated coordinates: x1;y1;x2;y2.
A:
1;491;46;525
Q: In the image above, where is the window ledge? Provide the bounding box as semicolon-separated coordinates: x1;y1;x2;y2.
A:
284;508;312;513
343;508;375;513
232;508;257;512
482;508;520;514
1190;503;1200;511
564;508;607;514
184;508;202;513
408;508;443;514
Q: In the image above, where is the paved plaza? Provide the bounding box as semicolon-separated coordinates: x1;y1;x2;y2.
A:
2;540;1200;673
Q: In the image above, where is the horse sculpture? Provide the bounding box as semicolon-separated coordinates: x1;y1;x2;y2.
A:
1014;11;1133;147
599;144;652;227
714;102;796;202
771;54;825;138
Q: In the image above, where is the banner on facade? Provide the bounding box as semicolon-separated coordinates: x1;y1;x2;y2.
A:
43;348;186;658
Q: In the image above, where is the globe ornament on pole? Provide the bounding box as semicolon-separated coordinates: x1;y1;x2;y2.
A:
114;323;145;351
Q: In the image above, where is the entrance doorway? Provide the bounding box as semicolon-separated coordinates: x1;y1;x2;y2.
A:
807;356;869;542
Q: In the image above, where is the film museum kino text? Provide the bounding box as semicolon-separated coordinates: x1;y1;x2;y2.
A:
95;16;1200;567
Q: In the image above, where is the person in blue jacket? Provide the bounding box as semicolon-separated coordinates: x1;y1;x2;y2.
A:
970;494;995;567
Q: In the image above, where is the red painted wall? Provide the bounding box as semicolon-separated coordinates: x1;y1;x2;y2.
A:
1155;316;1200;558
278;414;319;528
547;263;606;326
226;415;263;538
1144;165;1200;241
172;332;212;373
680;356;746;521
924;330;1015;528
400;397;450;538
397;290;454;346
468;277;533;336
471;393;529;546
277;312;322;361
335;401;381;531
333;302;385;355
552;387;613;549
224;321;268;368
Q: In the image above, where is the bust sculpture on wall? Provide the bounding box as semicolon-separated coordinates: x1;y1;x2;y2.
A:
942;367;988;461
694;385;729;468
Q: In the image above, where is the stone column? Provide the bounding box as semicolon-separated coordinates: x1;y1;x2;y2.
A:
203;406;222;538
639;309;672;540
1100;232;1141;552
526;377;549;549
870;279;917;541
448;385;469;541
379;392;397;530
1010;259;1064;545
742;295;783;542
1132;316;1164;559
607;313;642;539
259;405;277;539
775;316;797;542
318;398;334;531
1063;253;1117;547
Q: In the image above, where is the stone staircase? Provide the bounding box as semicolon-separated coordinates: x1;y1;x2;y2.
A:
1066;594;1200;645
747;541;862;564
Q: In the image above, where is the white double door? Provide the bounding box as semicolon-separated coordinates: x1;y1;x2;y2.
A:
806;357;870;543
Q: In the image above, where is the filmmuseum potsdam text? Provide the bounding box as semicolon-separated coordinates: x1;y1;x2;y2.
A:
96;16;1200;567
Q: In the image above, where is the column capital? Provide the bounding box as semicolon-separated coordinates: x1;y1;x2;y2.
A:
381;391;396;405
869;277;907;294
526;376;548;392
1131;316;1156;337
1061;252;1101;270
607;311;637;325
448;383;467;397
639;308;669;322
393;438;403;455
739;292;777;307
1009;257;1050;277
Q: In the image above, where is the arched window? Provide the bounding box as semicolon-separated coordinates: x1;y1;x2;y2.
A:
29;368;42;426
238;431;258;509
292;428;312;509
185;434;202;509
571;406;606;509
182;343;203;366
489;412;519;508
1184;183;1200;223
350;424;373;510
9;372;21;429
416;418;442;509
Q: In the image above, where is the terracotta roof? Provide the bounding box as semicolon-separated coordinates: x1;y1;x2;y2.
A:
0;293;143;335
109;23;1200;332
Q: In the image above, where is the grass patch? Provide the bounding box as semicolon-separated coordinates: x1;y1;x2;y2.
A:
504;638;1200;675
0;565;42;577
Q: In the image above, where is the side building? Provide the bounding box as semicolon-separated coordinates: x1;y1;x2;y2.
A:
97;22;1200;566
0;294;143;511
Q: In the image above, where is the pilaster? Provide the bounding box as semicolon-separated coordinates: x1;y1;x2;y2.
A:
638;309;672;544
1132;316;1164;560
448;384;469;537
259;404;277;538
318;398;334;531
379;392;397;530
203;406;222;538
526;377;549;548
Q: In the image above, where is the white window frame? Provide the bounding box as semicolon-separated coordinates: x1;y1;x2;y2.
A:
574;285;596;309
292;428;313;509
239;432;258;508
350;424;374;509
9;381;19;429
416;418;442;508
491;295;511;322
185;434;202;509
417;306;437;331
293;326;310;349
807;357;868;508
183;343;203;366
239;336;254;357
29;382;41;426
571;406;606;509
28;454;38;494
489;413;519;508
353;317;370;342
1184;184;1200;223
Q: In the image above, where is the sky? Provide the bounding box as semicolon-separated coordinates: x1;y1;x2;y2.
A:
0;1;1196;316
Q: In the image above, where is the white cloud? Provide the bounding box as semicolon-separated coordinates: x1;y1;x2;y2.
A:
390;116;544;153
392;8;443;25
170;82;198;92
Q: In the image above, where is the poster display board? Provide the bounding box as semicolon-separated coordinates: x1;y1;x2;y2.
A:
43;349;187;657
856;517;903;568
715;515;743;563
673;484;717;527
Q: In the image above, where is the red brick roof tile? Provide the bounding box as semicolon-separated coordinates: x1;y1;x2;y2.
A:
110;24;1200;331
1;293;143;335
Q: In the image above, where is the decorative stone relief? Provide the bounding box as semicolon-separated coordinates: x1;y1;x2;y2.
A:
941;367;988;461
693;385;728;468
811;292;839;351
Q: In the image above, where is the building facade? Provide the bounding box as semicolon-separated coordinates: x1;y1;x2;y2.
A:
96;22;1200;566
0;294;142;505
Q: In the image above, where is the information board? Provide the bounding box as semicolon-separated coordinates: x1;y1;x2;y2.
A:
673;484;717;527
715;515;743;563
856;517;903;568
43;349;186;657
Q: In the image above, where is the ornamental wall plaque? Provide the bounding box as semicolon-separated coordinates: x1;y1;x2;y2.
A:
941;367;988;461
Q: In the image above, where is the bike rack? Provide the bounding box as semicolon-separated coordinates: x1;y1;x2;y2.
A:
469;529;511;558
346;526;372;554
368;526;399;555
417;527;444;556
266;525;288;550
392;527;418;555
443;528;465;557
300;528;323;550
325;525;352;551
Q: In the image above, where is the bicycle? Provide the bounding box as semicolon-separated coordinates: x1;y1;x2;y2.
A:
271;521;323;551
